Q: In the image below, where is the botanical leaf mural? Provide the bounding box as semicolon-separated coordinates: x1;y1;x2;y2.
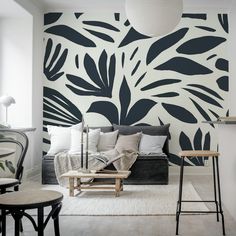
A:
44;38;68;81
66;50;116;98
87;77;156;125
43;12;229;166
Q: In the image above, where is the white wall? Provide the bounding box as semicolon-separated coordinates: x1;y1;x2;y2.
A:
0;17;32;127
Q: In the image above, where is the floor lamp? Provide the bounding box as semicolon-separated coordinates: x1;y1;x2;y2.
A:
0;95;15;127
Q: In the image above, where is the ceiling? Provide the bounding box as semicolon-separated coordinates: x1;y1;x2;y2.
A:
0;0;30;18
27;0;234;12
0;0;234;18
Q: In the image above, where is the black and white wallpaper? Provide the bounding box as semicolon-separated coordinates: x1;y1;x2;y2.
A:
43;12;229;166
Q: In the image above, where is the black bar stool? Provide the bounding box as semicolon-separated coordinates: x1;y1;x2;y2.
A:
0;190;63;236
176;150;225;235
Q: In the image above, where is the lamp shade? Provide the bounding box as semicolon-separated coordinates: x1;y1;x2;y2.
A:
125;0;183;37
0;95;15;107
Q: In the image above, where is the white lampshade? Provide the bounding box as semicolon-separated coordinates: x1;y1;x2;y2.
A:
125;0;183;37
0;95;15;107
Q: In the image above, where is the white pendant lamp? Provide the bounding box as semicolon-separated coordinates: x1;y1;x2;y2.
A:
125;0;183;37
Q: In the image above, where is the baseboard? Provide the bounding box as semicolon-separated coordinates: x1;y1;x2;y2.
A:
169;166;212;176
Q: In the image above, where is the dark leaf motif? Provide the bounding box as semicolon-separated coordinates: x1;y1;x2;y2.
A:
153;92;179;98
44;13;62;25
179;131;204;166
226;110;229;117
83;21;120;32
195;26;216;32
203;132;211;150
217;76;228;91
75;54;79;69
218;14;229;33
146;28;189;65
182;14;207;20
120;78;131;124
114;13;120;21
135;72;147;87
119;27;150;48
184;88;222;108
75;13;83;19
87;101;119;124
43;87;82;125
87;77;156;125
141;79;181;91
44;38;68;81
84;28;114;43
45;25;96;47
162;103;197;124
155;57;213;75
125;99;157;125
5;160;15;174
177;36;226;55
194;128;202;150
187;84;223;100
216;58;229;72
130;47;138;61
190;99;214;128
209;109;219;119
121;52;125;68
180;132;193;150
66;50;116;98
158;117;164;126
168;153;192;166
131;60;141;76
124;20;130;26
43;138;50;144
207;54;217;60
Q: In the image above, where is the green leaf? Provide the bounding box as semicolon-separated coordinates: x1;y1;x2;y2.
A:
0;162;5;171
5;160;15;174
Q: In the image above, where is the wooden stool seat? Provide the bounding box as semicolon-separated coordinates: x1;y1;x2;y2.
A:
0;190;63;236
179;150;220;157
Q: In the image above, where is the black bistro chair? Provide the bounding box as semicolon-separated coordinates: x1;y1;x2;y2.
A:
0;130;28;232
0;130;29;193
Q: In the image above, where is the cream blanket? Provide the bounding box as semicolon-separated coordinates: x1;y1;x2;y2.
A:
54;149;138;186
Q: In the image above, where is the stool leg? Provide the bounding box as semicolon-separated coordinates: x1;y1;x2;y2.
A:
38;207;44;236
52;203;62;236
12;212;22;236
176;156;185;235
212;157;219;222
1;209;6;236
216;157;226;235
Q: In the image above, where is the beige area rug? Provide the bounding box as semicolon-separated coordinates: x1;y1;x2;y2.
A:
39;183;208;216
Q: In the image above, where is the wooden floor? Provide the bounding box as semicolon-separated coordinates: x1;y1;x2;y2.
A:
5;175;236;236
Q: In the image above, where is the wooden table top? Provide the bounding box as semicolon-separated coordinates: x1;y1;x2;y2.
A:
179;150;219;157
0;190;63;209
0;148;15;158
61;170;131;179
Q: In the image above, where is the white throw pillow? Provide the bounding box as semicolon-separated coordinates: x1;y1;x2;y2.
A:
98;130;119;152
47;123;82;155
139;134;167;154
69;128;101;154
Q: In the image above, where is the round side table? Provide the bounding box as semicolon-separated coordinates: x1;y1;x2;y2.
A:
0;190;63;236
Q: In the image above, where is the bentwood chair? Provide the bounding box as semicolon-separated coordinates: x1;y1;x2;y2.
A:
0;130;29;193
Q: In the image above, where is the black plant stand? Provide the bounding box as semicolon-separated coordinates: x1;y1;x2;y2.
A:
0;190;63;236
176;150;225;235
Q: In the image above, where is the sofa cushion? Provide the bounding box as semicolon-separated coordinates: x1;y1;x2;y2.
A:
98;130;119;152
115;133;142;153
113;124;170;136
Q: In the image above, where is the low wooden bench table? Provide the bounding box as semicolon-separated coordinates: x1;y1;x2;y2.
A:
61;170;131;197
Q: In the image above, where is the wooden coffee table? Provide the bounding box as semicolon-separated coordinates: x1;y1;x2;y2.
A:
61;170;131;197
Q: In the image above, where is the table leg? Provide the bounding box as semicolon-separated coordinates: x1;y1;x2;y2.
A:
77;178;81;192
120;179;124;191
1;209;6;236
38;207;44;236
115;178;121;197
69;177;75;197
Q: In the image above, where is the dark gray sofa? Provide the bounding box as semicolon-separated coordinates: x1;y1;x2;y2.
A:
42;124;170;185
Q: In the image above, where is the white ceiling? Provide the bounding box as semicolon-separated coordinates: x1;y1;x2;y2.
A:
0;0;29;18
37;0;233;12
0;0;234;18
